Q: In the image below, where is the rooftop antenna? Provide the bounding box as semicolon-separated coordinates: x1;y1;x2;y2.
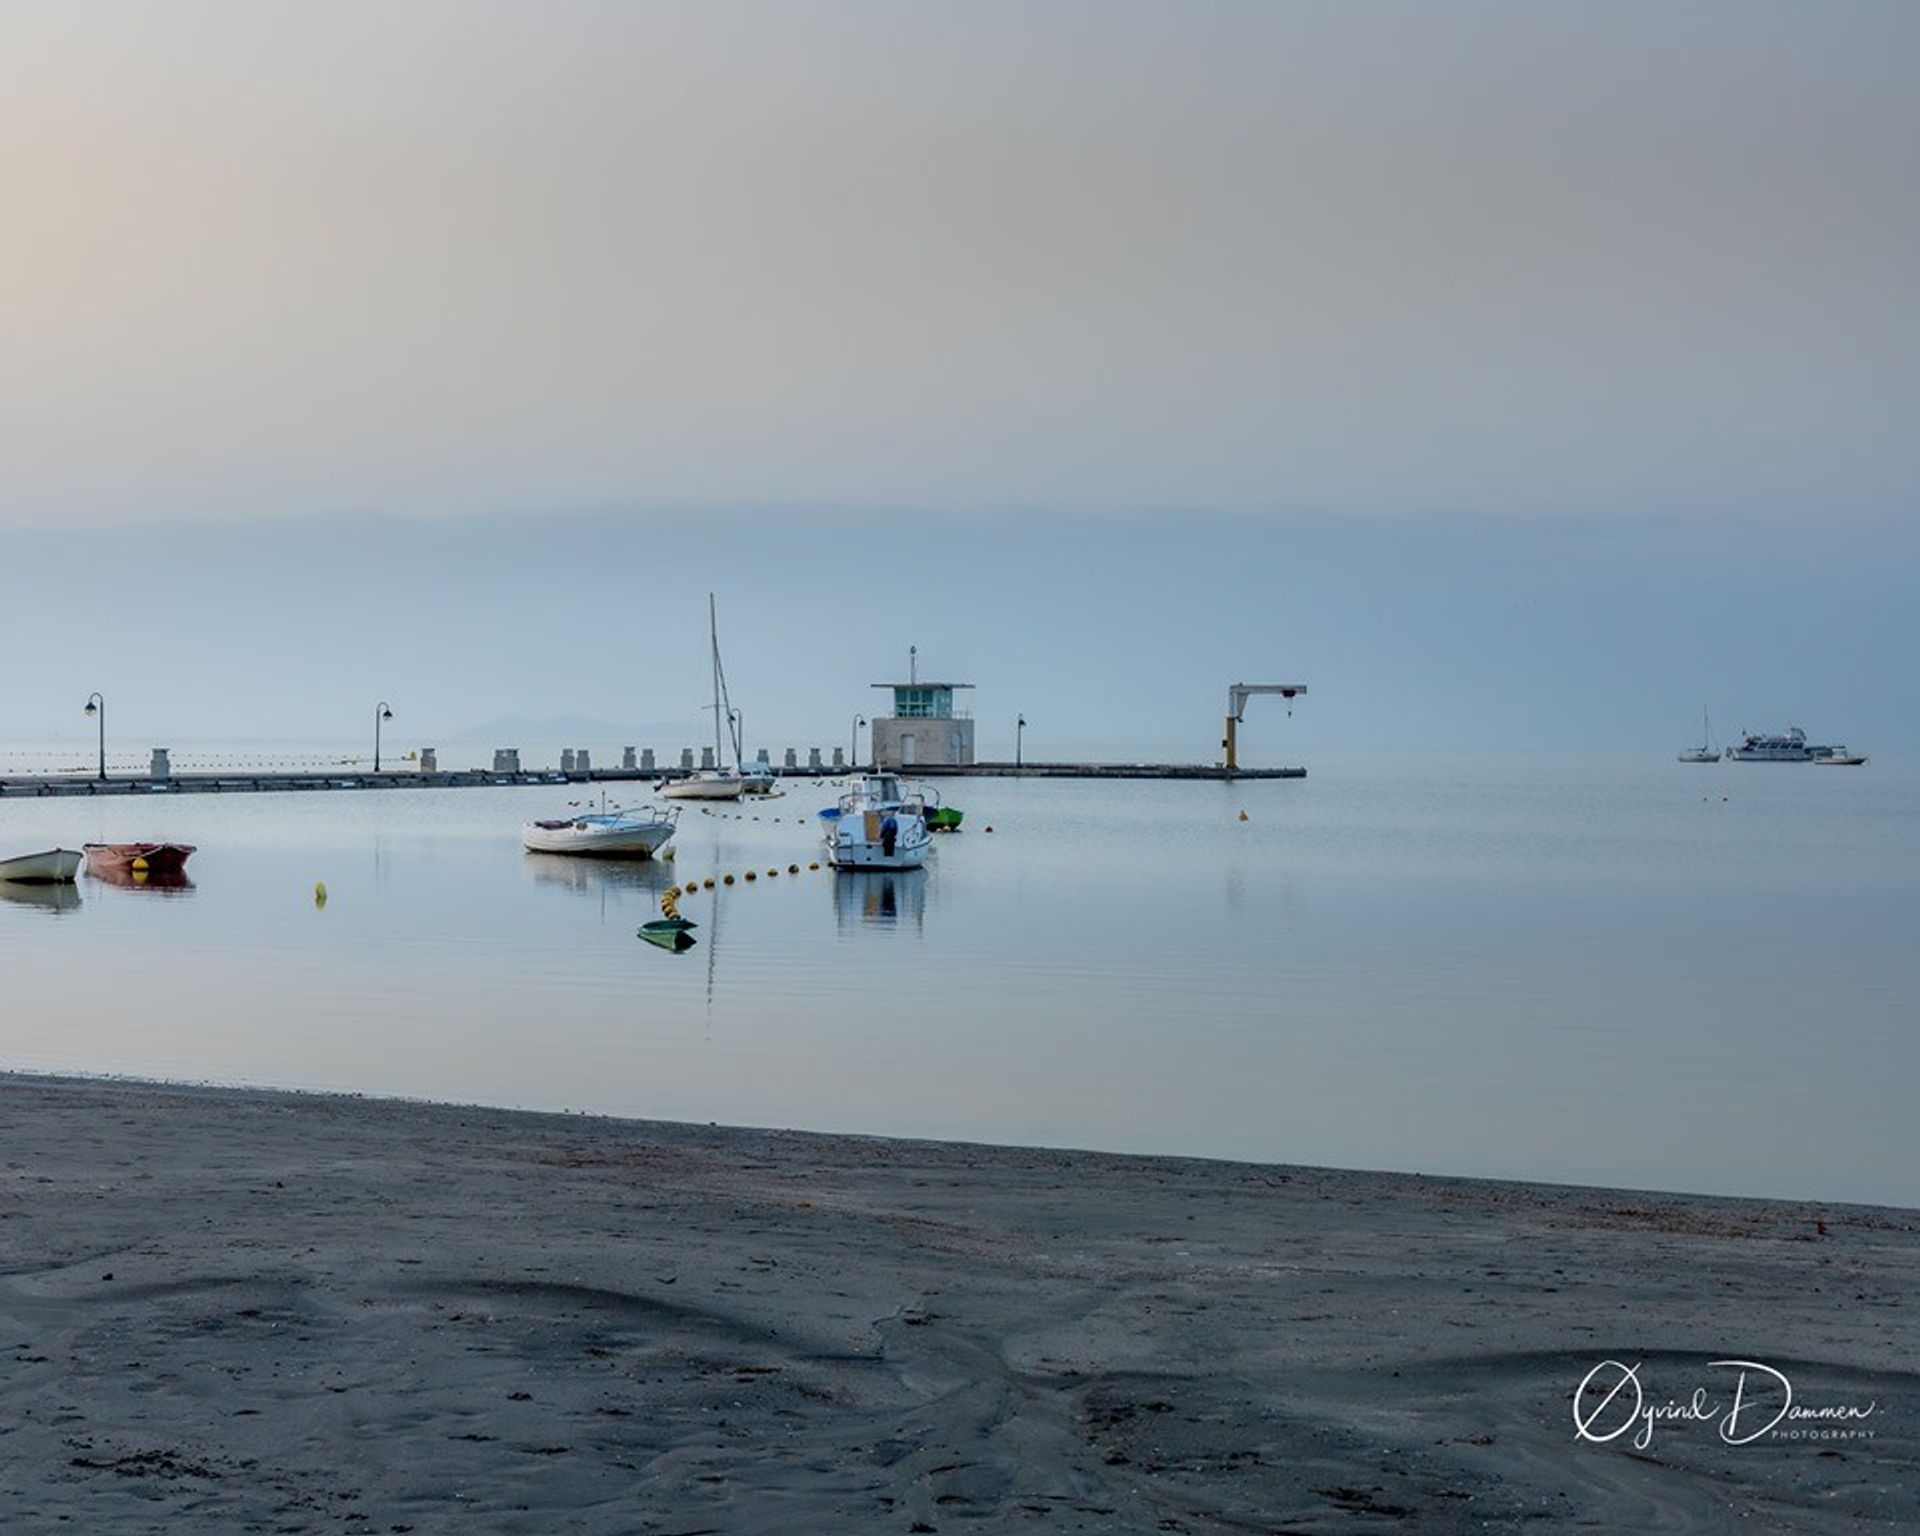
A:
909;645;917;685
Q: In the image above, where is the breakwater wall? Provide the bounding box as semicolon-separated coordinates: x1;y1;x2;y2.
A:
1;761;1303;798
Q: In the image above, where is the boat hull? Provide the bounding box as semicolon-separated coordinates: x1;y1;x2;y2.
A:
83;842;195;875
825;837;930;871
821;809;931;870
0;848;83;884
521;818;675;857
662;774;746;801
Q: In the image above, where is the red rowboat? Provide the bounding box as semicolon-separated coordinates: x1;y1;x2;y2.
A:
83;842;197;876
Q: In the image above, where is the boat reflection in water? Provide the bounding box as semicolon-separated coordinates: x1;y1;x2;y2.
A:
0;881;82;915
86;866;195;895
522;853;677;900
832;869;927;933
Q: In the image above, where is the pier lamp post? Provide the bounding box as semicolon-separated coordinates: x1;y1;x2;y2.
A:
374;702;393;773
83;693;106;781
1016;714;1026;767
851;715;866;771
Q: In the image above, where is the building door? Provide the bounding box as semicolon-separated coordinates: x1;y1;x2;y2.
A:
901;733;917;765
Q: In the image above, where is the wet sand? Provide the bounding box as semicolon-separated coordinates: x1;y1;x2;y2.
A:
1;1074;1915;1533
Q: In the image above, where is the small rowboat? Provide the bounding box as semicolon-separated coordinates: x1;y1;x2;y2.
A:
0;848;83;884
83;842;197;876
638;916;698;951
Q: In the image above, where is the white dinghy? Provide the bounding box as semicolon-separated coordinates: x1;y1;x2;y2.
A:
0;848;84;884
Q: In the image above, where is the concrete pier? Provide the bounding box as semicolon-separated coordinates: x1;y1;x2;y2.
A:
916;763;1306;781
0;760;1303;797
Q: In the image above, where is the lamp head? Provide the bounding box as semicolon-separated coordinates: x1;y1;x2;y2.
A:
381;707;393;721
84;701;97;717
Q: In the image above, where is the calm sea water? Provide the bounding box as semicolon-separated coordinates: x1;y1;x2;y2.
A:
2;753;1914;1206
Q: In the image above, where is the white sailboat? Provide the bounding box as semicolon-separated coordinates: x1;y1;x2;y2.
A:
1677;708;1721;763
664;596;747;801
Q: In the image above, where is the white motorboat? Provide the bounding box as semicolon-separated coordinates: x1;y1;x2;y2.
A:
0;848;83;884
522;804;678;858
1677;708;1721;763
819;773;932;870
663;595;747;802
739;755;777;794
1816;747;1869;766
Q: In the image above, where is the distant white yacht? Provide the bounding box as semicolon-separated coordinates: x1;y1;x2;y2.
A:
1727;726;1833;762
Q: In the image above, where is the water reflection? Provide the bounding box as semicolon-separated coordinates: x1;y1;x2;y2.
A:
86;868;195;895
0;882;82;915
833;870;926;932
522;853;676;898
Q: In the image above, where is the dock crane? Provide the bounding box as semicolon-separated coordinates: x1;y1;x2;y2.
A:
1223;683;1307;773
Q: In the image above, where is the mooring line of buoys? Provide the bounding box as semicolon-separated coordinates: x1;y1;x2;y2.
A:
661;859;836;897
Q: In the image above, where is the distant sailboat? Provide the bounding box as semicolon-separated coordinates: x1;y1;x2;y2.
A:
1678;708;1721;764
663;596;747;801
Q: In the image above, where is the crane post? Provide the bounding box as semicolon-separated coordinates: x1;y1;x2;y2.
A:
1222;682;1307;776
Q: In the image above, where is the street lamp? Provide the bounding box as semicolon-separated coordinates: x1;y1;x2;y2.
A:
83;693;106;781
851;715;866;770
374;701;394;773
1016;713;1026;768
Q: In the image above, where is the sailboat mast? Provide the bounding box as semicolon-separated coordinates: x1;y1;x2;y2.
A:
707;593;740;770
709;594;723;762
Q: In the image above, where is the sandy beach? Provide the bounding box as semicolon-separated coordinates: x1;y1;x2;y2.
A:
0;1075;1914;1533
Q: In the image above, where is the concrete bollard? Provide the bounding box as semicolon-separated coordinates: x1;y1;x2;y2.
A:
149;748;171;782
832;747;845;768
575;748;591;773
680;748;694;770
622;747;636;770
809;747;823;771
701;746;715;770
418;748;437;773
641;748;656;772
561;749;576;773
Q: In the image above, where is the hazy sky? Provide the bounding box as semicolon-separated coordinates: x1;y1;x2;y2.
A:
3;4;1915;752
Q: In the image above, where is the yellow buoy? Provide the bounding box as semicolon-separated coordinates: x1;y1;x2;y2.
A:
313;881;328;907
131;856;149;872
